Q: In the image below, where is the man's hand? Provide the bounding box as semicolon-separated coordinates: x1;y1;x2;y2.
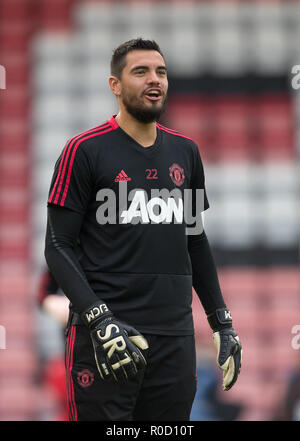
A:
213;328;242;391
81;301;149;382
207;308;242;391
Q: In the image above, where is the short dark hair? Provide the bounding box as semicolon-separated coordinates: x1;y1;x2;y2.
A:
110;38;164;79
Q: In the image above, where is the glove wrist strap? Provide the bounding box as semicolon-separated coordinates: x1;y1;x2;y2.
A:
207;307;232;332
81;301;113;329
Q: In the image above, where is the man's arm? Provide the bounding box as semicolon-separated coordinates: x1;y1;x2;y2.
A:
44;204;148;382
188;230;226;316
188;230;242;391
44;204;98;312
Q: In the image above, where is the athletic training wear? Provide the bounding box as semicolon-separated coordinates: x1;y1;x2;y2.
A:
46;115;210;336
65;323;197;421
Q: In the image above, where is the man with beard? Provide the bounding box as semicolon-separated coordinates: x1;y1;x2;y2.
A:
44;38;242;421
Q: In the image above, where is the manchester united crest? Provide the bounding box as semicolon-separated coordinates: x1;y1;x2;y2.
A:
169;163;185;187
77;369;94;388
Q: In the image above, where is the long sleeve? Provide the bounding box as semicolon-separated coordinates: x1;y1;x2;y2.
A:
188;230;227;315
44;204;99;313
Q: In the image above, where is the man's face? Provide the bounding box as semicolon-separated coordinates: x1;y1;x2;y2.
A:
117;50;168;123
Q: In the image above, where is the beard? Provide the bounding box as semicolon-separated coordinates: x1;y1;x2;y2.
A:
121;88;168;124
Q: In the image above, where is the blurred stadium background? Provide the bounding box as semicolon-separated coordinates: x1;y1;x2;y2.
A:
0;0;300;421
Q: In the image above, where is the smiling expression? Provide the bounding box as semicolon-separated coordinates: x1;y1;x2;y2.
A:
112;50;169;123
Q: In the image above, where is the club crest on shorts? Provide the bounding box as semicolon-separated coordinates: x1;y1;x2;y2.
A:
77;369;94;388
169;163;185;187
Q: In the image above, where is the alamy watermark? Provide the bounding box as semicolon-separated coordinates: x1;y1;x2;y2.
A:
0;325;6;349
291;65;300;90
291;325;300;350
0;65;6;90
95;182;205;235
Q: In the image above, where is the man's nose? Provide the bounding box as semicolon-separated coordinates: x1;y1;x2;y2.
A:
146;70;160;84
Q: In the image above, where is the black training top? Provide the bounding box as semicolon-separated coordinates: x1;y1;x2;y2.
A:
47;115;209;335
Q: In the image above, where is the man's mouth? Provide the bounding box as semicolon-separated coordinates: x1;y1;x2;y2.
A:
144;88;162;101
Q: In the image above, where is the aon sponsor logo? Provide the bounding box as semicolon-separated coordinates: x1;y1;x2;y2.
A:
120;190;183;224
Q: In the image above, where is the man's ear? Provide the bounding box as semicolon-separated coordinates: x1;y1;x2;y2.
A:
109;76;121;97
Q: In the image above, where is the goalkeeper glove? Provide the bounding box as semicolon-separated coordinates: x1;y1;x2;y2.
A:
81;301;149;382
207;308;242;391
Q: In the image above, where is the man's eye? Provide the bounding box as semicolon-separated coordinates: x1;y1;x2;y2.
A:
135;70;145;75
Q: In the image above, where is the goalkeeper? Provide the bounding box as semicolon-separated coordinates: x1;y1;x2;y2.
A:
44;38;242;421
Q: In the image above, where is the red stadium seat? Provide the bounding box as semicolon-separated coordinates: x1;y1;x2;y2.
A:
0;0;31;19
0;89;29;119
212;96;253;161
256;95;294;159
37;0;77;31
